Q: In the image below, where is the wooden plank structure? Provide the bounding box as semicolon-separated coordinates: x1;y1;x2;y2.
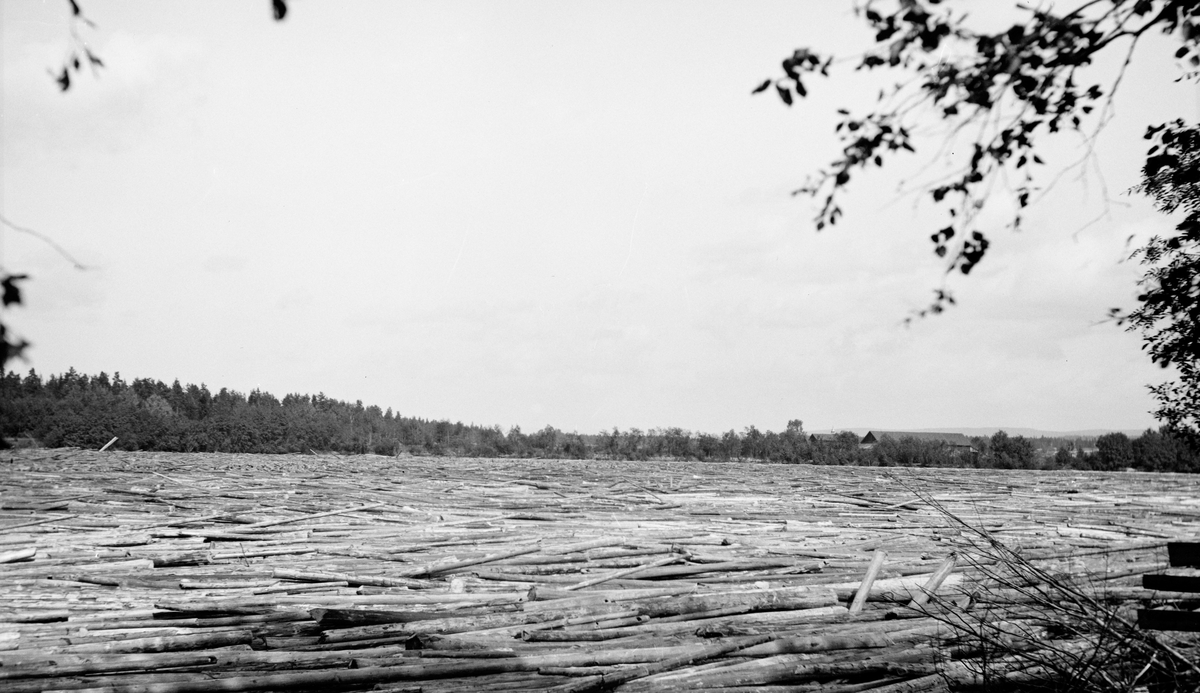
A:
1139;542;1200;632
0;449;1198;691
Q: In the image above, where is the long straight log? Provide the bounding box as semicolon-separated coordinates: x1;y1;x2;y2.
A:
470;608;642;638
36;630;253;655
0;645;431;683
564;554;686;591
310;607;493;629
738;631;894;656
638;585;837;618
545;633;774;693
317;605;634;643
210;547;316;560
271;567;429;589
0;515;77;533
395;545;542;578
523;584;697;607
155;591;530;612
238;502;387;530
629;557;808;579
528;604;848;641
826;573;967;603
541;537;629;555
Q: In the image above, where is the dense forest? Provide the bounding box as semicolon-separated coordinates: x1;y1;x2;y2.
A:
2;369;1197;472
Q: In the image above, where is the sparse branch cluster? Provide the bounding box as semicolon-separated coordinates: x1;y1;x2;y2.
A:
759;0;1200;317
49;0;289;92
50;0;103;92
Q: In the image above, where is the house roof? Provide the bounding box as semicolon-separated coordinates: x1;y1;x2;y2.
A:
861;431;975;446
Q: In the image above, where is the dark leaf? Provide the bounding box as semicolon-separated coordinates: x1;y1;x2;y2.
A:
795;79;807;98
1145;154;1179;176
1;274;29;307
85;49;104;67
272;0;287;21
55;67;70;91
68;0;81;16
834;170;850;186
776;84;793;106
751;79;772;94
1;328;31;367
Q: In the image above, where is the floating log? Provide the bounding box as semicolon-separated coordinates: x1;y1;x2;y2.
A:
0;449;1195;693
849;550;888;613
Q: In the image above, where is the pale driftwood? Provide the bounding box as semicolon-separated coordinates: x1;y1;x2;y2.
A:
0;547;36;563
849;549;888;614
906;552;957;608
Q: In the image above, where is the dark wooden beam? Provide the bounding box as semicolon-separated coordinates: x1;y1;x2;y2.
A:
1168;542;1200;568
1143;573;1200;593
1138;608;1200;632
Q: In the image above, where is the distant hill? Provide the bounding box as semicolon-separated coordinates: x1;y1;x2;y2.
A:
844;427;1148;439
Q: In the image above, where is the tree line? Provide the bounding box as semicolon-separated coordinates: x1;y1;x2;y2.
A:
1;368;1196;472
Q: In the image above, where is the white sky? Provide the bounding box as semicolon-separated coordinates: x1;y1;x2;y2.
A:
1;1;1194;434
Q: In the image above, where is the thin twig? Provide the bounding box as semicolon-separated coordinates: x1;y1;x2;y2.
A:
0;215;89;270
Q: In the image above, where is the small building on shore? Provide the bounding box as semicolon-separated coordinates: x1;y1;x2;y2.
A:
808;432;854;444
860;431;976;453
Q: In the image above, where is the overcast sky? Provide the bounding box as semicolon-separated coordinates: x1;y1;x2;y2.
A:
2;1;1194;435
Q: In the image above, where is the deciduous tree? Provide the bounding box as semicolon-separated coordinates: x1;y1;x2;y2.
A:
759;0;1199;318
